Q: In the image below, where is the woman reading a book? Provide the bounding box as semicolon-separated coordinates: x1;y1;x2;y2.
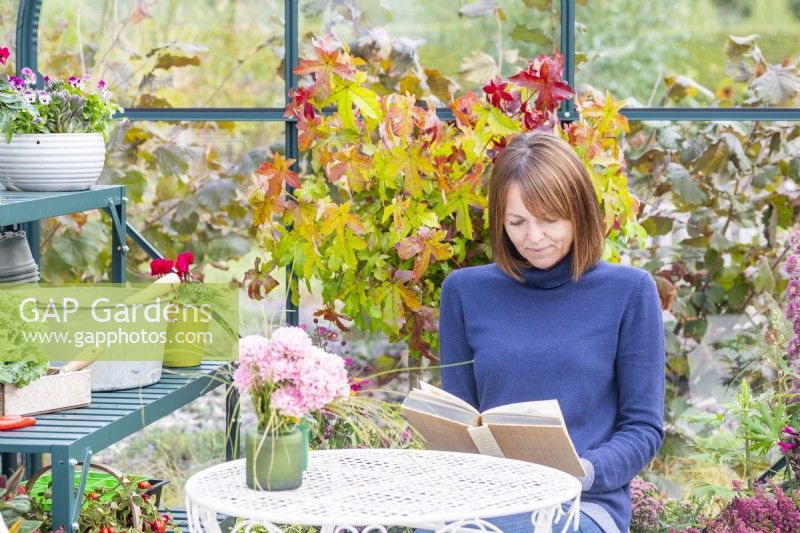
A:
437;132;665;533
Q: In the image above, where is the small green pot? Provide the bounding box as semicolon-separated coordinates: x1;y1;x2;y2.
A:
162;315;208;367
245;426;305;491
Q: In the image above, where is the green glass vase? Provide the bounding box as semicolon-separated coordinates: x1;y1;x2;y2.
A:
245;426;305;491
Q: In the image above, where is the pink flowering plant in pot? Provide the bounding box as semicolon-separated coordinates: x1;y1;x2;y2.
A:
234;326;351;490
0;44;122;192
0;45;122;141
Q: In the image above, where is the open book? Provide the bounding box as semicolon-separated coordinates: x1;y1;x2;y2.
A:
401;382;586;477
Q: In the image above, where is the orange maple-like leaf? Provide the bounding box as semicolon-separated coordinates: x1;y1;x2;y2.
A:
450;91;481;130
294;37;357;92
395;227;452;281
326;147;373;193
255;153;301;197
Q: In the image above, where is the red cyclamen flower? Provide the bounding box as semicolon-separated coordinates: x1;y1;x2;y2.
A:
175;251;194;279
0;47;9;65
149;258;174;276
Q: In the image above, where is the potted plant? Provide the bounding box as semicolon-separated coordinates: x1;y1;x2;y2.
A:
233;326;351;490
150;251;216;368
26;463;179;533
0;44;123;192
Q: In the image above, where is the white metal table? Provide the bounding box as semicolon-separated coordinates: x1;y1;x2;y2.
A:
185;449;581;533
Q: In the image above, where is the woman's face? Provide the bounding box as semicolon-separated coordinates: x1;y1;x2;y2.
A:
503;182;574;270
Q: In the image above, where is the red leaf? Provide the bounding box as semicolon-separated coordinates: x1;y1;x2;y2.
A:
482;76;514;108
509;52;574;112
285;86;317;120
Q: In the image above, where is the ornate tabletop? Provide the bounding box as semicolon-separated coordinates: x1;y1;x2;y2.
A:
185;449;581;533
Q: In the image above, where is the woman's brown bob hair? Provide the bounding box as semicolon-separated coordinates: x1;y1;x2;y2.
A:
488;131;604;282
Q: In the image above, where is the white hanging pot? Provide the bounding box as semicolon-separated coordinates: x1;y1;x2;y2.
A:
0;132;106;192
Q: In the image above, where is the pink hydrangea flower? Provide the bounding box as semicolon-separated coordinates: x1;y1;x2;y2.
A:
269;326;313;359
270;385;308;419
236;326;350;427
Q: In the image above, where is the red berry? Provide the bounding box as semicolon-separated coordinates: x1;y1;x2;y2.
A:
141;493;150;502
87;492;99;501
137;480;152;490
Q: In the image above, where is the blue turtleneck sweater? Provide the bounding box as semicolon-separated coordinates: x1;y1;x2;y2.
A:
439;254;665;533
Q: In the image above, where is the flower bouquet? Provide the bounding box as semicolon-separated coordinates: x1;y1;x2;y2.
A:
233;326;350;490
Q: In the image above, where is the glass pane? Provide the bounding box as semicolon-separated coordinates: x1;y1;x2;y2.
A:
622;119;791;492
300;0;560;103
37;0;285;108
41;120;284;282
577;0;800;107
0;2;15;76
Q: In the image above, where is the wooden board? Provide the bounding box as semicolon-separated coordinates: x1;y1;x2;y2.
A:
0;368;91;416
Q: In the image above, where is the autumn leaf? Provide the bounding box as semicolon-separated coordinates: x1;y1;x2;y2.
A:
380;94;426;146
395;227;452;281
483;76;514;108
509;51;574;111
580;91;629;140
323;73;382;130
382;196;413;239
294;36;358;92
384;144;436;197
318;201;368;268
313;304;351;332
243;258;280;300
285;86;317;120
450;91;481;129
255;153;300;197
326;146;373;193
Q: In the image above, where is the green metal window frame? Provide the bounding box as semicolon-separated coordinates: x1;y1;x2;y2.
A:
15;0;800;325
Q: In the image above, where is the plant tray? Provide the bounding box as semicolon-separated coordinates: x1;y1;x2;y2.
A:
0;367;91;416
28;472;170;511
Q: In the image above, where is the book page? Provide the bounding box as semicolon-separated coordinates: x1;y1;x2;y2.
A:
403;394;481;426
467;426;504;457
417;382;480;415
481;399;562;424
401;407;480;454
486;423;586;477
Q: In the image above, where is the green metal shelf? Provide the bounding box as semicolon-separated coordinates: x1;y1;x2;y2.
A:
0;362;233;532
0;185;125;226
0;184;128;282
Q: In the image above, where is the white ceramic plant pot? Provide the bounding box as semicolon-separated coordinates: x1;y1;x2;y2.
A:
0;133;106;192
